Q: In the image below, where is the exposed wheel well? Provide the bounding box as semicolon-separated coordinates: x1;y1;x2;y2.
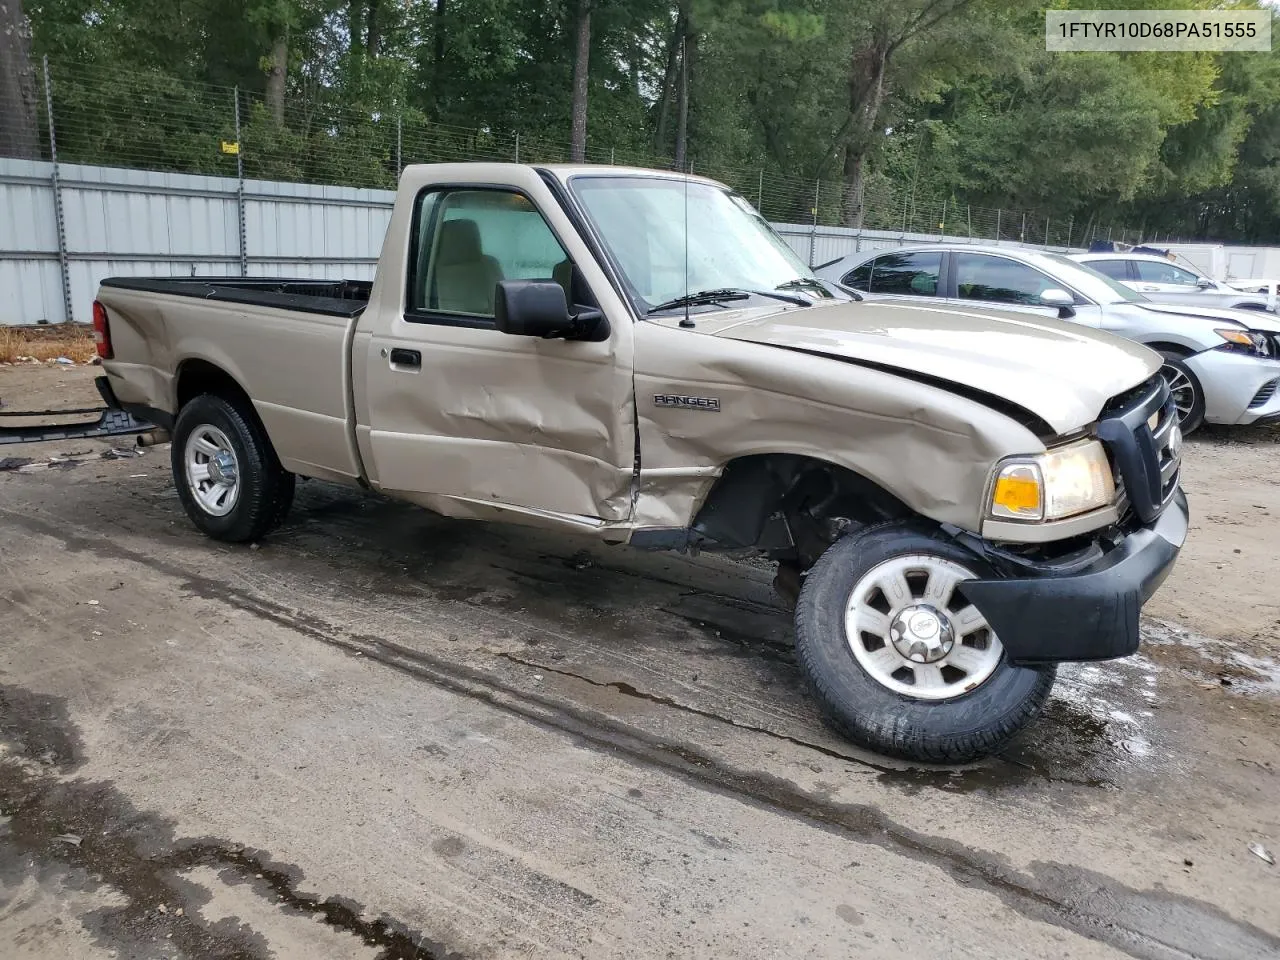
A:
690;454;912;568
1143;341;1193;358
176;359;252;411
174;360;289;474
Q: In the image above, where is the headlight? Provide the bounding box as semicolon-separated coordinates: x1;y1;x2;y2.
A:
1215;328;1273;358
989;440;1115;522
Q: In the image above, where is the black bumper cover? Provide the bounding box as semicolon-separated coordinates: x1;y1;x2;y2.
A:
0;376;158;445
958;489;1189;665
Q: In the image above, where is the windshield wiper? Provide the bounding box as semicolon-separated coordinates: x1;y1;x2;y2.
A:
649;287;811;314
778;277;859;301
649;289;750;313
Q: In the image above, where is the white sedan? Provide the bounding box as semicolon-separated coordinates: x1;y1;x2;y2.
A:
1069;251;1276;313
814;244;1280;433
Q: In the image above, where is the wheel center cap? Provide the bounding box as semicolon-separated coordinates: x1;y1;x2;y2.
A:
889;604;955;663
207;451;236;484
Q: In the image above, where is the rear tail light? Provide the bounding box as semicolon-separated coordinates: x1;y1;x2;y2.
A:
92;300;113;359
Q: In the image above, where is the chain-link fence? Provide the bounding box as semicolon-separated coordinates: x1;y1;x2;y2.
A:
15;57;1167;251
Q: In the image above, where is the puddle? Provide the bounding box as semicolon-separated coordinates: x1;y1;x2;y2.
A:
1143;619;1280;696
991;651;1167;787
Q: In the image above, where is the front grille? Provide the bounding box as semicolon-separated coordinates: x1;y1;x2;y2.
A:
1096;377;1179;525
1101;374;1163;418
1249;378;1278;409
1150;403;1181;504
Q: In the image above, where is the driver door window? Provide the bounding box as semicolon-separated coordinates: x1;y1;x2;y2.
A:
1134;260;1200;286
1088;259;1132;281
954;253;1056;306
408;189;572;322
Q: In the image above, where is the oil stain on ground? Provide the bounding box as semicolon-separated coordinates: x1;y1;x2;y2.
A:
0;684;462;960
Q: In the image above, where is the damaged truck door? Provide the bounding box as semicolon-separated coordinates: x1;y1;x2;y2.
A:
86;162;1189;765
354;170;636;522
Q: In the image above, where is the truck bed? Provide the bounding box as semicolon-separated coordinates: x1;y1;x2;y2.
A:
99;277;372;319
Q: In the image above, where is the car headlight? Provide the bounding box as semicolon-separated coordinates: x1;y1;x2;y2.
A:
1215;328;1273;358
989;440;1115;522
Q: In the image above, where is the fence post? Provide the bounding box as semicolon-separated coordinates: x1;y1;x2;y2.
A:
967;205;972;239
757;168;763;210
1020;212;1026;242
995;208;1001;243
396;115;403;174
233;88;247;278
1065;216;1073;250
1045;216;1050;247
514;132;520;163
808;180;820;266
610;148;615;165
940;198;947;239
41;58;74;325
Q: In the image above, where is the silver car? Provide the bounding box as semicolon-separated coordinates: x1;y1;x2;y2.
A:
815;244;1280;433
1070;251;1275;313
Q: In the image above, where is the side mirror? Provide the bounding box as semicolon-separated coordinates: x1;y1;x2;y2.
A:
494;280;610;341
1196;277;1214;289
1038;288;1076;319
495;280;574;338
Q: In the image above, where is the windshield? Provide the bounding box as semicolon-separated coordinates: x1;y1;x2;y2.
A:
1040;252;1147;305
569;175;830;311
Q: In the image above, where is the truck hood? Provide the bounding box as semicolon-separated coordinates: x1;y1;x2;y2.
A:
1133;300;1280;333
712;300;1161;435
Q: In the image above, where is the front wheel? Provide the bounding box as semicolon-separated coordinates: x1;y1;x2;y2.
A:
794;524;1055;763
1158;353;1206;435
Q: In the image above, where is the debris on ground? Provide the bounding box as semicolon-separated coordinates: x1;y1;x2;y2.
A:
0;457;32;471
54;356;74;365
52;834;82;847
1248;842;1274;865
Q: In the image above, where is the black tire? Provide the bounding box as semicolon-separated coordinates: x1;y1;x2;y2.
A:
171;393;292;543
794;524;1055;764
1157;352;1206;435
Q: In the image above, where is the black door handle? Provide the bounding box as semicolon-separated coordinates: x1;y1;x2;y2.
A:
389;348;421;368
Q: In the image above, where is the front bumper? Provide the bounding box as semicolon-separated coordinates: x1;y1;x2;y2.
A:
958;489;1188;665
1183;350;1280;425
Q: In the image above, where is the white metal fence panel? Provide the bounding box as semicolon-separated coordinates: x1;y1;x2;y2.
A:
771;222;1084;269
0;158;395;325
0;158;1154;326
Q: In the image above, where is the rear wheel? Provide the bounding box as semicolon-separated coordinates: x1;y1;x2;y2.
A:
794;524;1055;763
171;394;293;542
1158;352;1205;434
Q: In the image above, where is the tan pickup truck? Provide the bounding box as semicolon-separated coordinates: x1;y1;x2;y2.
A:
82;163;1188;763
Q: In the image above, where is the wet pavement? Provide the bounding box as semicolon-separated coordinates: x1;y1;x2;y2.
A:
1;451;1279;958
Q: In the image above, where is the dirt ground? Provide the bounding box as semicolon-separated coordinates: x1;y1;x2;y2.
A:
2;364;1278;959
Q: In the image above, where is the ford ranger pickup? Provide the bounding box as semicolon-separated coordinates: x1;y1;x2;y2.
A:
76;163;1187;763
